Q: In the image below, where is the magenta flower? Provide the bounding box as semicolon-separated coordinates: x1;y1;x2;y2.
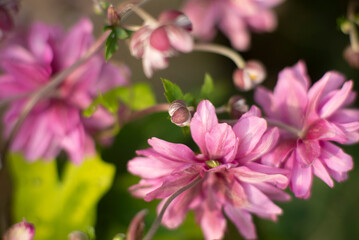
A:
0;18;130;164
130;10;193;77
182;0;284;51
128;100;289;239
255;61;358;198
3;219;35;240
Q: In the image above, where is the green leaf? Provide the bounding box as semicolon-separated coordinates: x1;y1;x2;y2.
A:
200;73;214;99
83;83;156;118
9;154;115;240
116;28;130;39
161;78;184;103
105;28;119;61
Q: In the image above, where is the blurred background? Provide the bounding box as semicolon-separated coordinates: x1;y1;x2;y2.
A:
1;0;359;239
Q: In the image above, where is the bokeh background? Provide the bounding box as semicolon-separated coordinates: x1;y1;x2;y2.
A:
1;0;359;239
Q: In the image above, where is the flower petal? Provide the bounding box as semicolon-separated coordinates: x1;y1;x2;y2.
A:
290;160;313;199
224;205;256;240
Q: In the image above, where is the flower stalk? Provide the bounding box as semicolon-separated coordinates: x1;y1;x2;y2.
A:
143;176;203;240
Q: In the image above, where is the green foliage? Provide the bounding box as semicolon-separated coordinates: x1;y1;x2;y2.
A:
200;73;214;99
161;74;215;106
8;154;115;240
104;26;132;61
83;83;156;117
161;78;184;103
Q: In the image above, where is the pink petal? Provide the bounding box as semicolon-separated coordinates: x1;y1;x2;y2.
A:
166;25;193;52
254;86;275;118
59;18;94;69
224;205;256;239
241;183;283;220
295;139;321;166
93;62;129;94
190;100;218;156
313;159;334;188
261;140;296;167
60;124;87;164
247;9;277;32
204;123;238;163
233;116;267;158
130;27;151;58
148;137;197;162
232;165;288;189
144;169;199;201
150;27;171;51
318;80;354;118
290;161;313;199
239;127;279;162
142;47;168;77
254;182;291;202
320;141;353;173
305;119;347;143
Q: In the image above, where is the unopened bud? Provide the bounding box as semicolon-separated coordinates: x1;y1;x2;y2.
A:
3;220;35;240
343;45;359;69
168;100;191;127
107;5;121;26
228;95;249;119
68;231;89;240
340;20;353;34
233;60;266;91
126;209;148;240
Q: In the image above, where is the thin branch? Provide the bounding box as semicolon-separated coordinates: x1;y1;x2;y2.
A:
0;30;111;168
125;103;170;123
143;176;203;240
193;43;246;69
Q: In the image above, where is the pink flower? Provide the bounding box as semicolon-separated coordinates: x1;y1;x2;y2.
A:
3;219;35;240
255;61;358;198
233;60;266;91
129;10;193;77
0;18;130;164
182;0;284;51
128;100;289;240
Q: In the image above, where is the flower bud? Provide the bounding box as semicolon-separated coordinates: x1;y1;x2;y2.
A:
228;95;249;119
68;231;89;240
113;233;126;240
3;220;35;240
233;60;266;91
126;209;148;240
343;45;359;69
168;100;191;127
107;5;121;26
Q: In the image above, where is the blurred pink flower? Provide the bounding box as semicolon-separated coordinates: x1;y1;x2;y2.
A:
128;100;289;240
255;61;358;198
129;10;193;77
0;18;130;164
3;219;35;240
233;60;266;91
182;0;284;51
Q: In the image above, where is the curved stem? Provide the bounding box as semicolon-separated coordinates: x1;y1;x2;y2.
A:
120;0;157;25
143;176;203;240
193;43;246;69
0;30;110;169
348;2;359;52
266;119;301;137
125;103;170;123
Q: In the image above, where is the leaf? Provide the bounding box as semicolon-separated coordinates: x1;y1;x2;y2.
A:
200;73;214;99
8;154;115;240
105;28;120;61
161;78;184;103
83;83;156;118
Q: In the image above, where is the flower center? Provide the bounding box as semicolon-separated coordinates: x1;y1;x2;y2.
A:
205;160;221;168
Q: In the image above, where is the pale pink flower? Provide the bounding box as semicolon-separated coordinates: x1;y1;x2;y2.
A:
128;100;289;240
255;61;358;198
3;219;35;240
0;19;130;164
129;10;193;77
233;60;266;91
182;0;284;51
